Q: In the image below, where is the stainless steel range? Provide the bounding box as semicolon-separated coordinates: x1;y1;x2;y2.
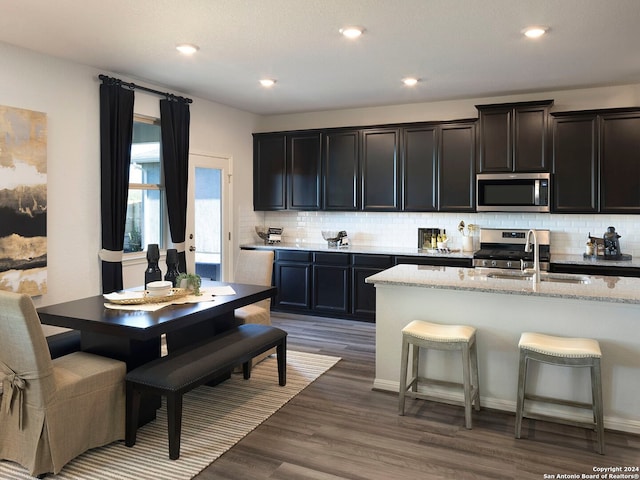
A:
473;228;550;271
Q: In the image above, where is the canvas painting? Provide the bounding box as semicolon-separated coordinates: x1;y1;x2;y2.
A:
0;105;47;295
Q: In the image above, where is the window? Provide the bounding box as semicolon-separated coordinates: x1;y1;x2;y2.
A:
123;116;165;253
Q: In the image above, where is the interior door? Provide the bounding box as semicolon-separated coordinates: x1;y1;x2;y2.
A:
185;153;232;282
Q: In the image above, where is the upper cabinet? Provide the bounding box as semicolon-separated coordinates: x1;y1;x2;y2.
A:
551;113;598;213
477;100;553;173
288;133;322;210
253;134;286;210
254;121;477;213
599;110;640;213
361;128;401;211
402;125;438;211
552;107;640;214
323;129;360;210
253;132;322;211
438;121;477;212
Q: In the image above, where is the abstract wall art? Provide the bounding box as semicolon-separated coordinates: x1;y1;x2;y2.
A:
0;105;47;295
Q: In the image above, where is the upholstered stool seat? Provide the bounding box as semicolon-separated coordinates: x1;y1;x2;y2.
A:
398;320;480;429
515;332;604;454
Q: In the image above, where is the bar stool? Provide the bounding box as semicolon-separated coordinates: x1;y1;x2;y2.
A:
515;332;604;454
398;320;480;429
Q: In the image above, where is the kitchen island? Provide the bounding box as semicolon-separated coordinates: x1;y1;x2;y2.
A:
366;264;640;434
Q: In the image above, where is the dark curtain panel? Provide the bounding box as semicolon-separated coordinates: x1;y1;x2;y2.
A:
160;98;190;273
100;82;135;293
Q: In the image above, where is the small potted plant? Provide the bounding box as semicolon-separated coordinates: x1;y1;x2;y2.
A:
176;273;202;296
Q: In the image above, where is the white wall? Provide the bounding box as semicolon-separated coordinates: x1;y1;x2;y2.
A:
0;41;260;307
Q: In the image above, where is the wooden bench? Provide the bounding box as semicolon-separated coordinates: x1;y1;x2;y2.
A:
125;323;287;459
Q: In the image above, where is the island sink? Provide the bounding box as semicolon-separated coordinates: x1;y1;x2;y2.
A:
485;271;591;284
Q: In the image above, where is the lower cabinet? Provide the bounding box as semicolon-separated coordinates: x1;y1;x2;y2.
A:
273;251;311;310
312;252;350;315
271;249;469;322
352;254;394;320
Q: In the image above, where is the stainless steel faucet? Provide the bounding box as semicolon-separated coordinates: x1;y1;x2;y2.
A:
524;229;540;283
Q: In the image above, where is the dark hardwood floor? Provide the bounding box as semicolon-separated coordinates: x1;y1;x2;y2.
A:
196;313;640;480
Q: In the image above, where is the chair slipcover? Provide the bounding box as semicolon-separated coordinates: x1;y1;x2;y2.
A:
234;250;275;364
0;291;126;477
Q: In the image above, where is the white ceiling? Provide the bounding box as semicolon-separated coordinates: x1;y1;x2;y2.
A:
1;0;639;115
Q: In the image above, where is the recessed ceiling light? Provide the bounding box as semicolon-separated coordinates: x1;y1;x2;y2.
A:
259;79;276;87
403;77;419;87
339;26;364;39
522;26;548;38
176;44;199;55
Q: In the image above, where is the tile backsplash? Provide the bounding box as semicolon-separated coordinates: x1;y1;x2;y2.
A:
241;210;640;257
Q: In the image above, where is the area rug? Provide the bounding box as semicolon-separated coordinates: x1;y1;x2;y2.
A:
0;351;340;480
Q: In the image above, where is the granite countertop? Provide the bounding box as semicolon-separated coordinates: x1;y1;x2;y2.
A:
365;264;640;304
240;242;475;259
242;243;640;268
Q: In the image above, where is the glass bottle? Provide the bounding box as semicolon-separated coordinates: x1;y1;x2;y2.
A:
144;244;162;288
164;248;181;287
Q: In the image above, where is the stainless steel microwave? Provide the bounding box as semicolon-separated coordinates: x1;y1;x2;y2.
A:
476;173;551;212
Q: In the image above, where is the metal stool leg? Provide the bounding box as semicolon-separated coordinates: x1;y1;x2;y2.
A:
470;337;481;411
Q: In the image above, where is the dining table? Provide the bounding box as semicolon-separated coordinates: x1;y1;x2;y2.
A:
37;282;277;424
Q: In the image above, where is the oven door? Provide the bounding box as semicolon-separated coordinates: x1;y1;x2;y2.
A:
476;173;550;212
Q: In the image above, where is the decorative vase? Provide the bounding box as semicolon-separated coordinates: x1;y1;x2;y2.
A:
462;236;474;252
164;248;181;287
144;244;162;288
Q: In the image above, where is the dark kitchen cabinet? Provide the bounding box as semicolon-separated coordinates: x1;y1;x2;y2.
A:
361;128;401;211
323;129;360;210
253;132;322;211
477;100;553;173
352;254;393;320
402;125;438;211
599;110;640;213
552;113;598;213
288;132;322;210
551;107;640;213
312;252;350;315
273;250;311;310
438;122;476;212
253;134;286;210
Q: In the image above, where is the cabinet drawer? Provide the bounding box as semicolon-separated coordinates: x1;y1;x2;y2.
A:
313;252;350;265
352;254;393;268
276;250;311;262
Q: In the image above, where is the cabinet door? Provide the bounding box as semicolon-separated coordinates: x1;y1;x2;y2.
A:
274;262;311;309
253;134;286;210
438;122;476;212
288;133;322;210
552;115;598;213
514;105;550;172
478;107;511;172
600;112;640;213
361;128;400;210
323;130;359;210
312;264;350;314
403;125;437;211
351;254;393;321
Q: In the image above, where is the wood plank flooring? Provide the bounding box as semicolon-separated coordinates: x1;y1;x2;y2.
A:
195;313;639;480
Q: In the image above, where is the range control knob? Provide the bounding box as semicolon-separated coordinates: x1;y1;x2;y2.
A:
506;261;512;268
491;260;497;267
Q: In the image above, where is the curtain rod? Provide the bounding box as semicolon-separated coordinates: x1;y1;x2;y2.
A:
99;74;193;104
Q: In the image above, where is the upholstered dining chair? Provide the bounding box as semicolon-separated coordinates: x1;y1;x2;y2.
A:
234;249;275;365
0;290;126;477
